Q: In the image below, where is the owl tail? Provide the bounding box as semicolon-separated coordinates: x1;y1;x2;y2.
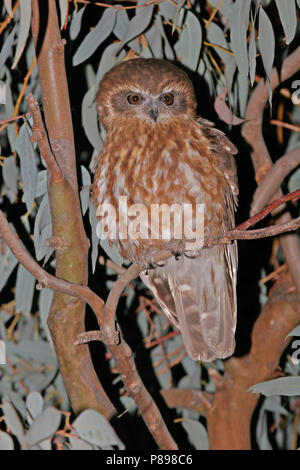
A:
140;244;237;361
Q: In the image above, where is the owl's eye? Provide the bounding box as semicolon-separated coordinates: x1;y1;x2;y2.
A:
160;93;174;106
127;93;144;105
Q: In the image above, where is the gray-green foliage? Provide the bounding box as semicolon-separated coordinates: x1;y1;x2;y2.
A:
0;392;124;449
0;0;300;450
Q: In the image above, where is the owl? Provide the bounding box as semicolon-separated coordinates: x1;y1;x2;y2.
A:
92;58;238;361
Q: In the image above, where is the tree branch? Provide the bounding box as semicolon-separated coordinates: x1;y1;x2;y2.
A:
251;147;300;216
242;44;300;298
0;209;178;450
207;273;300;449
1;185;299;448
30;0;113;417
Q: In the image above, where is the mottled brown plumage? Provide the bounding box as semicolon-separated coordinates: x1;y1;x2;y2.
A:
92;58;238;361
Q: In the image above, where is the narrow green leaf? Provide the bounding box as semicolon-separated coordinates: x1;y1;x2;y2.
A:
73;8;116;66
0;240;18;293
0;25;16;77
249;377;300;397
172;0;185;34
15;264;36;316
12;1;31;69
25;407;61;447
258;7;275;81
248;19;257;86
82;87;102;151
95;42;126;90
113;9;129;40
174;10;202;71
15;123;37;212
117;0;154;50
2;155;19;203
0;432;14;450
26;392;44;420
275;0;297;45
4;0;12;16
182;420;209;450
286;324;300;338
2;399;25;445
230;0;251;76
70;5;86;40
58;0;69;28
73;409;125;449
258;6;275;106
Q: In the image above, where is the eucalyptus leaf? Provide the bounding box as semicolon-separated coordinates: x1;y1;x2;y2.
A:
15;263;36;316
158;1;176;20
174;10;202;71
2;398;25;445
81;87;102;151
117;0;154;51
113;9;129;40
0;431;14;450
95;42;125;91
100;238;124;267
70;5;86;40
58;0;68;29
249;377;300;397
0;240;19;293
248;19;257;86
4;0;12;15
73;409;125;449
36;170;47;198
15;122;37;212
230;0;251;76
286;324;300;338
172;0;185;34
275;0;297;45
258;7;275;81
73;8;116;66
26;391;44;421
2;155;18;203
25;407;61;447
12;0;31;69
0;25;16;78
88;200;99;273
182;419;209;450
33;194;53;261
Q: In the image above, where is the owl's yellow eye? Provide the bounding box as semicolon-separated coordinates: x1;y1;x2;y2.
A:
160;93;174;106
127;93;144;105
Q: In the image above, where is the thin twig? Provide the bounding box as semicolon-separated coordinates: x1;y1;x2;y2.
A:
270;120;300;133
26;93;63;183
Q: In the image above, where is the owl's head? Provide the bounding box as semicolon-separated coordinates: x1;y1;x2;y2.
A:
97;58;197;130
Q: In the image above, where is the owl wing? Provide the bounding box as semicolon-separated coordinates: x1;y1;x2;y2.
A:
140;120;238;361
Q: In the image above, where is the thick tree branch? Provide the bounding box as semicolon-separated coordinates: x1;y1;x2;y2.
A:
160;389;213;417
207;273;300;449
242;46;300;176
30;0;113;417
242;45;300;298
251;147;300;216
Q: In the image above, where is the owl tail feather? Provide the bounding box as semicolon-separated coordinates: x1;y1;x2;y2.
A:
140;244;237;362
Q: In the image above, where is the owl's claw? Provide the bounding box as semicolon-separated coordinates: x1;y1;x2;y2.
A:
166;239;185;261
135;248;167;272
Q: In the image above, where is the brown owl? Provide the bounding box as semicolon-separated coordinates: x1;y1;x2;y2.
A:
92;58;238;361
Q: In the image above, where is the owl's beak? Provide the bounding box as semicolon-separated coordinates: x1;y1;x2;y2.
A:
149;105;158;122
